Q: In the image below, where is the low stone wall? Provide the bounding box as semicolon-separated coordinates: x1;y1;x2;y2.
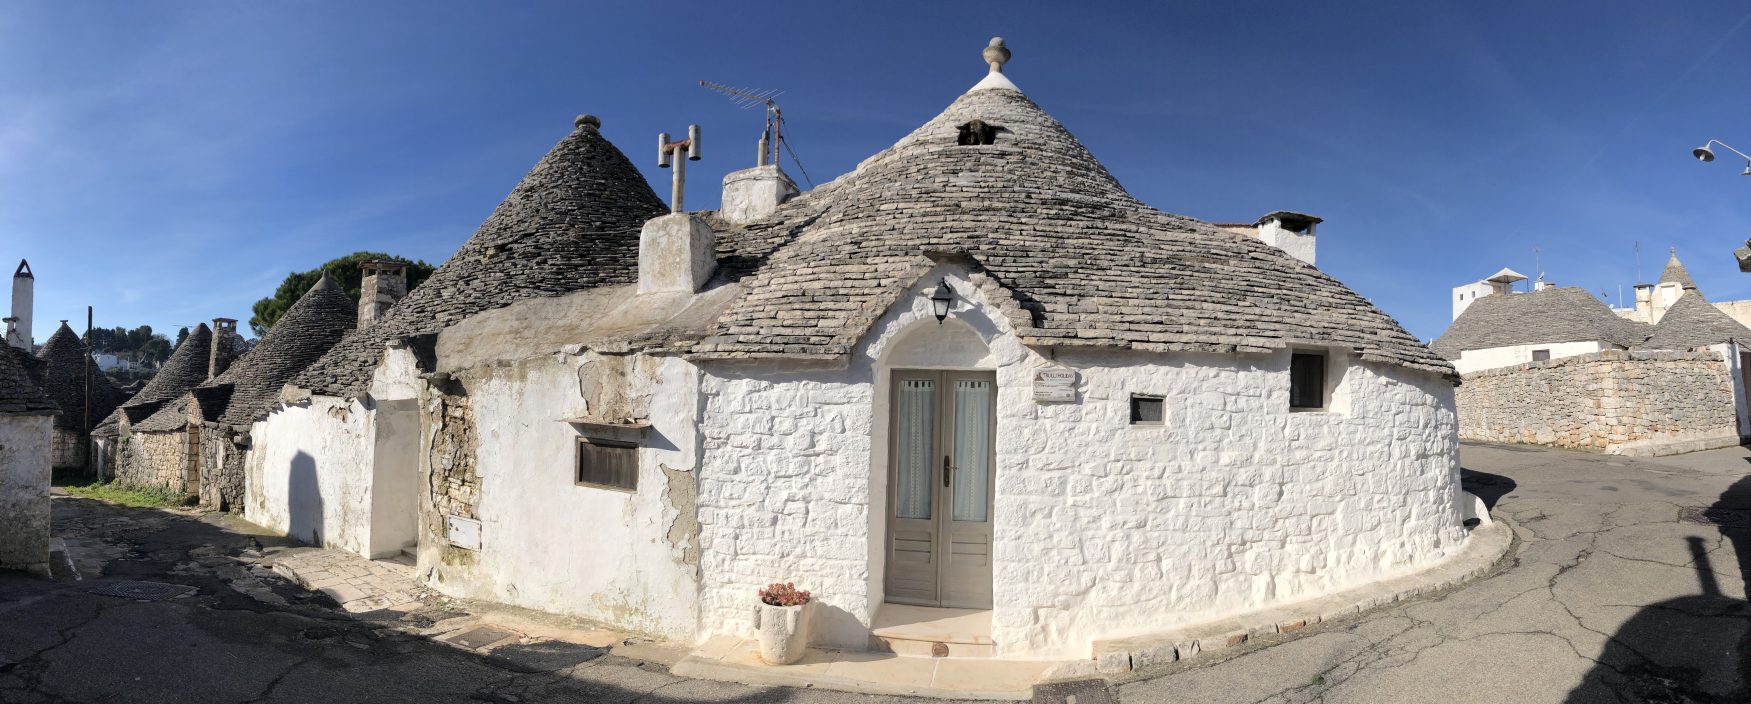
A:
1456;350;1739;455
115;430;189;492
198;427;246;512
51;427;87;469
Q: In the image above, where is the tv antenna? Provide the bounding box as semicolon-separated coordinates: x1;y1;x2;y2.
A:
698;79;814;187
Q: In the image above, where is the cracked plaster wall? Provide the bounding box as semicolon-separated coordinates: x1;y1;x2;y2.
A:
1456;349;1740;454
415;351;701;639
696;266;1467;658
0;414;52;575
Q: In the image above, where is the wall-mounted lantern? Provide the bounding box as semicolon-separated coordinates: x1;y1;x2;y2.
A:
931;279;955;323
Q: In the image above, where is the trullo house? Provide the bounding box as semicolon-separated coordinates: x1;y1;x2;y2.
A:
245;40;1471;659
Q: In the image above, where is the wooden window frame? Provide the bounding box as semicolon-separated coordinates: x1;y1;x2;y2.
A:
575;437;639;492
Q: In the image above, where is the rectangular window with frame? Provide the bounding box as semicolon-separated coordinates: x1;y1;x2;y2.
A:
1130;395;1164;425
576;437;638;491
1531;349;1551;362
1289;351;1327;410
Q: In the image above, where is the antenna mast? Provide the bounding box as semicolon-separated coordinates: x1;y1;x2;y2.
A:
698;79;814;186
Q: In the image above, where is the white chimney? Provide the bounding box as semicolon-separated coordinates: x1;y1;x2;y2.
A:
720;165;799;225
8;259;32;350
638;214;717;294
1254;212;1321;266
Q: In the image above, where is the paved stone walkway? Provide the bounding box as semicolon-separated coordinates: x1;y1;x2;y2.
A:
267;549;428;613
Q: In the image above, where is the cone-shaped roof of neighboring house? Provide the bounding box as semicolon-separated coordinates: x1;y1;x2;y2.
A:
291;116;668;398
137;273;356;432
1659;250;1698;291
93;323;213;436
692;54;1451;377
1431;287;1651;360
1638;294;1751;350
35;322;123;430
0;344;56;416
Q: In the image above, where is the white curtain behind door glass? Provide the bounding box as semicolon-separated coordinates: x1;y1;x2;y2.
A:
952;380;991;522
896;380;934;520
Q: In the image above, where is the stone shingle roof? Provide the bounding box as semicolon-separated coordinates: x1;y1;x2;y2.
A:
93;324;213;437
136;273;357;433
35;323;123;430
1638;294;1751;350
693;87;1452;378
1659;252;1698;291
291;119;667;398
0;345;56;416
1430;288;1649;360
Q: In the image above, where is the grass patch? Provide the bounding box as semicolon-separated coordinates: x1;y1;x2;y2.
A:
62;481;194;508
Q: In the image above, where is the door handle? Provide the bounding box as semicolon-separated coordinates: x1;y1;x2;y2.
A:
943;455;952;487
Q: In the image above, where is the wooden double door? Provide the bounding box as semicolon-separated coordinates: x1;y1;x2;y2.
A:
884;370;996;609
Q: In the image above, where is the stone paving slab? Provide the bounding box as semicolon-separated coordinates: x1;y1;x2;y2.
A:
267;548;428;614
1092;518;1514;674
673;635;1058;701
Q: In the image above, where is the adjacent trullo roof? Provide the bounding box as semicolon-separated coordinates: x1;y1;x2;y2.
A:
135;273;355;432
0;344;56;416
693;77;1452;377
291;117;669;398
1658;250;1698;291
35;322;123;430
1431;287;1650;360
93;323;213;437
1638;294;1751;350
293;42;1454;397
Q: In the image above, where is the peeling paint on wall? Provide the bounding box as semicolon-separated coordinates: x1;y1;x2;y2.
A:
662;464;700;570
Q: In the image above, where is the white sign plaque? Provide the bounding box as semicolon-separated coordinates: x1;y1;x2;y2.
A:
447;515;482;550
1032;367;1077;403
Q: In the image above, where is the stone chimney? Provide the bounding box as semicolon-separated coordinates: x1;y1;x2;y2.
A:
358;260;408;328
639;214;717;294
1253;212;1322;266
208;318;240;379
1634;283;1658;324
720;165;799;225
8;259;33;350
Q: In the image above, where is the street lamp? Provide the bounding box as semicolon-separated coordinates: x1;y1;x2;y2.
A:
1691;139;1751;175
930;279;955;323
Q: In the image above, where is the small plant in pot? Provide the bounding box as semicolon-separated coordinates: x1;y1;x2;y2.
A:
753;582;813;665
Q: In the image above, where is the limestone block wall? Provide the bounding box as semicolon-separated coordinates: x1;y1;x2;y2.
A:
0;414;53;575
696;265;1467;658
1455;349;1738;454
198;427;246;512
115;430;188;491
51;427;87;469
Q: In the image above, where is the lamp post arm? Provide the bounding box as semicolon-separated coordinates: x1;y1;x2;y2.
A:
1705;139;1751;162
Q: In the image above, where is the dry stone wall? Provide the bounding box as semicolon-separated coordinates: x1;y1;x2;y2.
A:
51;427;86;469
115;430;188;491
1455;349;1739;454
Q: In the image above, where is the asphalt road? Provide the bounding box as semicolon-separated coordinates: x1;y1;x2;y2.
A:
1;442;1746;703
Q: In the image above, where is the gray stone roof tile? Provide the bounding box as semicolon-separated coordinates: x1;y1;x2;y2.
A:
35;323;123;430
1659;252;1698;291
1638;294;1751;350
93;324;213;436
1431;288;1649;359
0;344;56;416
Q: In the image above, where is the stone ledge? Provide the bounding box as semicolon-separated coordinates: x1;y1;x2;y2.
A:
1090;519;1513;674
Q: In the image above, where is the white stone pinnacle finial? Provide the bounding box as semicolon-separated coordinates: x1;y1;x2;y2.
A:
983;37;1011;73
968;37;1019;93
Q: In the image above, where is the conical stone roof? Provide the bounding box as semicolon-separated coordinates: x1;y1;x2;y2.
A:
93;324;212;436
35;322;123;430
1431;287;1649;360
292;118;668;398
1639;294;1751;350
1659;251;1698;291
696;84;1452;377
0;345;55;416
138;273;357;432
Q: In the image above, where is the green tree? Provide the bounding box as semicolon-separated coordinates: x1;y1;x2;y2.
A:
174;327;189;349
249;252;435;336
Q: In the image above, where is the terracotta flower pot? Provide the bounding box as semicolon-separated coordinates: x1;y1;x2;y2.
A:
753;601;812;665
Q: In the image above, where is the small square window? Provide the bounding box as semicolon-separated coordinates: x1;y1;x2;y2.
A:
1531;349;1551;362
1130;395;1164;425
577;437;638;491
1290;352;1327;410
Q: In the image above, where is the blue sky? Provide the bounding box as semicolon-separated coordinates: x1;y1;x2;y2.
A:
2;2;1749;343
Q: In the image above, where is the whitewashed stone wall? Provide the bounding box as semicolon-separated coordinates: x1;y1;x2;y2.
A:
1453;340;1610;375
0;414;53;575
1455;349;1740;454
246;397;375;554
696;265;1466;658
415;351;700;639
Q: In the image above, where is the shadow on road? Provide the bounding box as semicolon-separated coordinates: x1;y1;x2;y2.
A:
1460;467;1518;511
1563;475;1751;702
0;494;823;704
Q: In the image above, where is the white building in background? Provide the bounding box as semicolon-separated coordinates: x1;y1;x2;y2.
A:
241;39;1474;663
